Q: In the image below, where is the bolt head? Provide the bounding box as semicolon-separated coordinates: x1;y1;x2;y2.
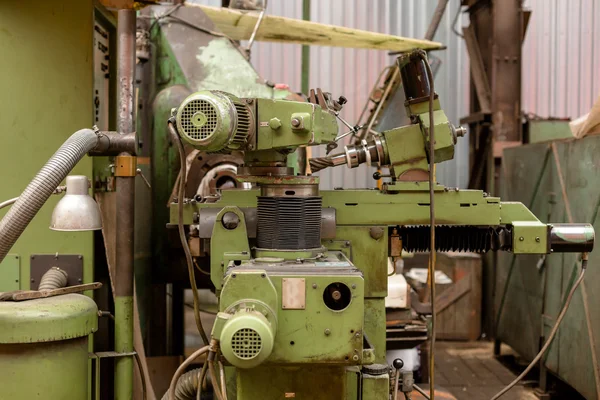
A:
312;283;317;289
291;118;301;127
536;237;540;242
324;329;331;336
352;355;359;361
519;236;525;241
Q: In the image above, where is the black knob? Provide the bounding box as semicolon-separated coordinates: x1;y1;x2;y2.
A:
393;358;404;370
338;96;347;105
373;171;382;180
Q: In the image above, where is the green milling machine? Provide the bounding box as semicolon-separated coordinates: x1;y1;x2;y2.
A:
0;2;595;399
164;52;594;399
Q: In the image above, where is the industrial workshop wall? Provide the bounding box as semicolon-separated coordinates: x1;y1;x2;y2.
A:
0;0;95;290
522;0;600;119
196;0;471;190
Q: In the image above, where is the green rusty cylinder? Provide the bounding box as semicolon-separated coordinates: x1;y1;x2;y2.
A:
0;294;98;399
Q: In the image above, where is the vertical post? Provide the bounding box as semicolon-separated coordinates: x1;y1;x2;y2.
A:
115;8;136;400
299;0;311;174
301;0;311;97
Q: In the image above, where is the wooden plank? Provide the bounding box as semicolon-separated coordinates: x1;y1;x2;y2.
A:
189;4;443;51
463;25;491;113
435;275;472;314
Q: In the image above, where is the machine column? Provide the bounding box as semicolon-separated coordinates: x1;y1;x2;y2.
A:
115;8;136;400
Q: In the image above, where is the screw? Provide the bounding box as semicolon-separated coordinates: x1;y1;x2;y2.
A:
312;283;317;289
332;290;342;301
291;118;301;127
78;255;83;260
30;279;35;283
351;284;356;289
519;236;525;241
78;278;82;283
261;273;266;278
345;241;350;247
324;329;331;336
352;355;359;361
232;274;237;278
355;332;360;338
535;237;540;242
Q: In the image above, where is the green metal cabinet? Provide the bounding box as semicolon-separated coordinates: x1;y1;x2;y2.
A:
497;135;600;399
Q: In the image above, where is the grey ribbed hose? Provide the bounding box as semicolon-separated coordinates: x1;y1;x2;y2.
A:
0;129;99;264
161;368;203;400
38;267;68;290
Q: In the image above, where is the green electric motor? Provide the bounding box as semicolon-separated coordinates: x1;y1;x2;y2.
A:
0;294;98;399
219;306;276;369
175;90;255;153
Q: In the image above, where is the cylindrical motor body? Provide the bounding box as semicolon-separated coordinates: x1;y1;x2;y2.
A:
398;51;432;102
175;91;255;153
256;184;322;250
0;294;98;399
219;307;276;369
550;223;595;253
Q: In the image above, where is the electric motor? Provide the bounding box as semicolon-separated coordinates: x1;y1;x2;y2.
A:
175;90;255;153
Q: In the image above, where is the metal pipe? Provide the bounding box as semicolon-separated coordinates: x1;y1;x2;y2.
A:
88;131;137;156
423;0;450;41
114;8;136;400
0;128;99;264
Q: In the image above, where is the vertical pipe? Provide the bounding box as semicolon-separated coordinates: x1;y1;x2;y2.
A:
115;8;136;400
301;0;311;96
298;0;311;174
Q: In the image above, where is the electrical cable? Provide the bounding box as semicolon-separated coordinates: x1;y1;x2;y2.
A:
490;253;589;400
413;384;431;399
451;2;464;38
133;351;148;400
168;345;210;400
414;50;437;400
168;121;209;347
208;360;224;400
218;360;228;400
0;197;18;210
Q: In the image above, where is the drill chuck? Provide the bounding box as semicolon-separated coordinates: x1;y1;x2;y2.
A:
309;136;388;173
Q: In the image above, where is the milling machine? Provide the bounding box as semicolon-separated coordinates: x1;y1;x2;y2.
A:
166;51;594;400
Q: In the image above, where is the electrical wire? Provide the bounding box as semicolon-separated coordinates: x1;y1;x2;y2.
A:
0;197;18;210
133;351;148;400
168;121;209;347
414;50;437;400
168;345;210;400
413;384;431;399
490;253;589;400
451;2;464;38
209;360;224;400
246;0;268;56
218;360;228;399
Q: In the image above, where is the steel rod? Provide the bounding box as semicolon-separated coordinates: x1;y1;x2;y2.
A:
115;8;136;400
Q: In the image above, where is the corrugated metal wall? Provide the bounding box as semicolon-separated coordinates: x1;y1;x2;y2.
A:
193;0;470;189
522;0;600;119
194;1;599;188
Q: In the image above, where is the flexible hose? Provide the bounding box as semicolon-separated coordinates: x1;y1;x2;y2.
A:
38;267;68;290
0;128;98;264
168;346;210;400
161;368;203;400
168;121;209;346
491;254;589;399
